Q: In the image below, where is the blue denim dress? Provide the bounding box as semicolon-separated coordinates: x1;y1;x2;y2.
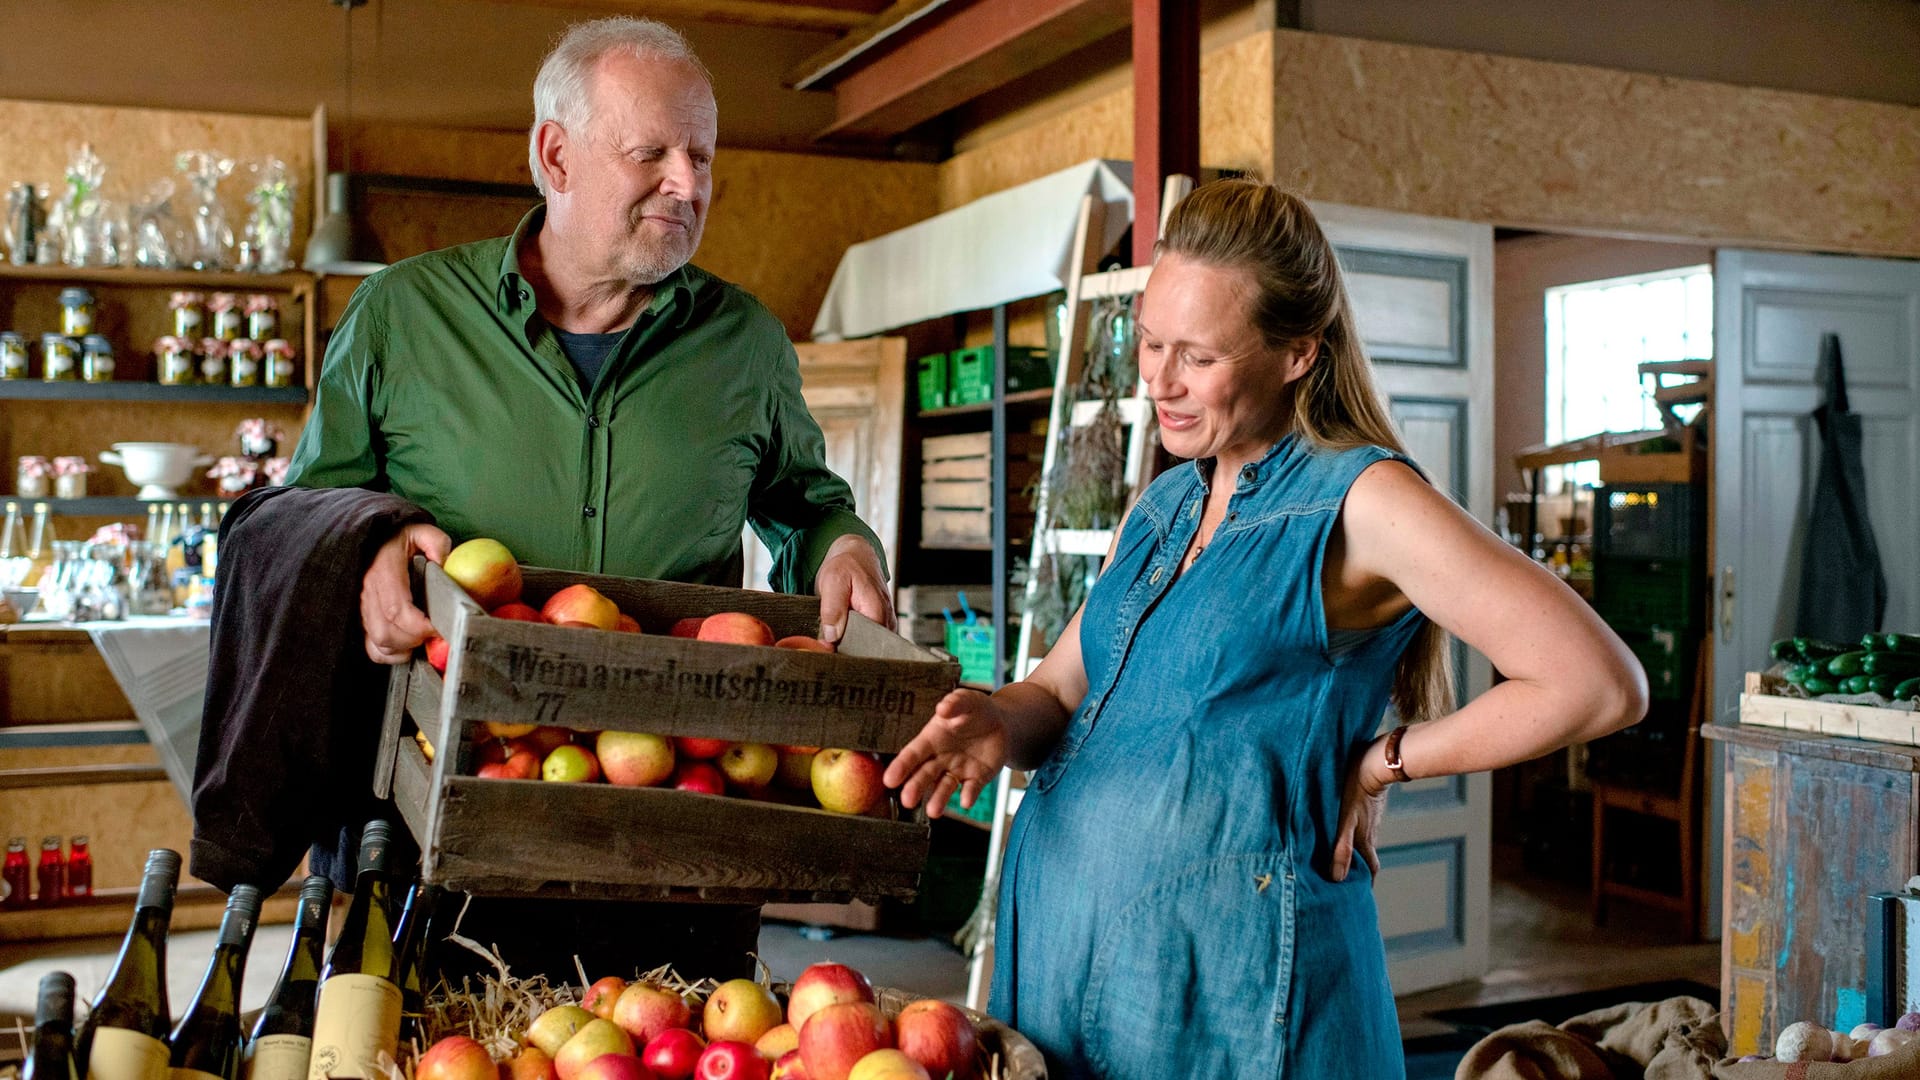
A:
989;435;1421;1079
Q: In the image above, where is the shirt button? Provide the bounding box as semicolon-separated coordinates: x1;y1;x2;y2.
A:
1229;512;1238;521
587;415;600;428
1240;465;1257;483
518;289;530;301
583;506;597;518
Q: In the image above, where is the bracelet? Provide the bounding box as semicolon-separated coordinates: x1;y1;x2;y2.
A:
1382;724;1412;784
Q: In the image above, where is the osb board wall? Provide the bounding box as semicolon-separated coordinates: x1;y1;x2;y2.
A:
0;99;314;256
1267;31;1920;257
0;744;199;895
938;32;1274;212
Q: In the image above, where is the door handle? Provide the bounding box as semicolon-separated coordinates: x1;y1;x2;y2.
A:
1719;566;1736;644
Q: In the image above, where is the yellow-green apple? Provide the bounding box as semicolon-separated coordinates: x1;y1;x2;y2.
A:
491;601;544;622
675;737;732;760
797;1003;891;1080
845;1051;926;1080
506;1046;558;1080
696;613;775;647
693;1042;767;1080
769;1051;808;1080
670;762;726;795
810;750;885;815
612;982;693;1044
527;1005;597;1057
553;1022;634;1080
575;1053;656;1080
417;1035;496;1080
615;613;642;633
773;636;834;653
640;1028;704;1080
668;617;705;639
486;721;539;739
543;744;601;783
774;748;819;791
444;538;523;609
702;979;783;1045
753;1024;799;1061
786;964;874;1032
425;636;451;673
891;1001;976;1080
542;584;620;631
599;731;676;788
717;743;777;792
582;976;627;1021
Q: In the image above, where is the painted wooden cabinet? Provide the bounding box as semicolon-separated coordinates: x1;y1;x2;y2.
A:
1704;721;1920;1057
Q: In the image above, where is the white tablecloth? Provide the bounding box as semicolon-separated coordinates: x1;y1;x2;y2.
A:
79;615;211;803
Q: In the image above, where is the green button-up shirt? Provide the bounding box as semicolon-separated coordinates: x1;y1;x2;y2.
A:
286;206;883;593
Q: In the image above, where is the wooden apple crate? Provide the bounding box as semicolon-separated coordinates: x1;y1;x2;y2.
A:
1738;671;1920;745
920;430;1040;549
373;560;958;905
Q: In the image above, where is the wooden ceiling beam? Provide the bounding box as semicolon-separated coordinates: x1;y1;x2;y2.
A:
812;0;1132;143
489;0;886;33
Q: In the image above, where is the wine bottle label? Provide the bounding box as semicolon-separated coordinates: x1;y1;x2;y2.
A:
86;1027;169;1080
308;976;401;1080
173;1068;225;1080
245;1038;313;1080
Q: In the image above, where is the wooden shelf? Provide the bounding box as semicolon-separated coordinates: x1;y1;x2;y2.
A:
917;388;1052;418
0;264;313;291
0;381;306;404
33;497;232;517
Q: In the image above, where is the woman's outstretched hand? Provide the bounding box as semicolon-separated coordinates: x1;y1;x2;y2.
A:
884;688;1010;818
1330;733;1394;883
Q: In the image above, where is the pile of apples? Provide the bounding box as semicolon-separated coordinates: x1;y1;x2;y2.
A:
416;963;979;1080
1756;1014;1920;1063
417;539;887;817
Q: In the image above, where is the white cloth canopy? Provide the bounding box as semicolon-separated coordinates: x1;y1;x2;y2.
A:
811;159;1135;342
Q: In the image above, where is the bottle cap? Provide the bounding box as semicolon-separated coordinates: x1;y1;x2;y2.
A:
358;819;394;873
40;836;60;849
143;848;182;877
37;971;75;1017
298;873;336;922
70;835;88;846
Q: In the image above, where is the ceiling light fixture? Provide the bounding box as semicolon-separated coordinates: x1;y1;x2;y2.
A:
304;0;386;275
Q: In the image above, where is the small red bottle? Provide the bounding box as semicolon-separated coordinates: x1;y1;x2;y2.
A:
1;837;28;910
65;836;92;900
35;836;64;907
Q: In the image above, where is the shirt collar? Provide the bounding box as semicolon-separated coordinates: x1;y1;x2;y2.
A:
495;203;698;328
1188;431;1302;493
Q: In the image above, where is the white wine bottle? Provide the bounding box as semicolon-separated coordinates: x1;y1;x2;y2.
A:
389;881;440;1047
308;822;403;1080
243;876;334;1080
168;885;263;1080
77;849;181;1080
23;971;78;1080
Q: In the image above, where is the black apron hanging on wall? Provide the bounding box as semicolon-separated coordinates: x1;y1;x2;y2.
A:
1795;333;1887;642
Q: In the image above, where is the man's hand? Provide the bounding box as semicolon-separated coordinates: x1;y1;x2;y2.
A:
362;523;452;664
815;534;893;643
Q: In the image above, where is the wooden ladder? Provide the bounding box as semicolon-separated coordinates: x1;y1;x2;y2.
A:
960;174;1193;1009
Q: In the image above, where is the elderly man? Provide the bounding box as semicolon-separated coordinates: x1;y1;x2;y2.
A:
282;17;892;978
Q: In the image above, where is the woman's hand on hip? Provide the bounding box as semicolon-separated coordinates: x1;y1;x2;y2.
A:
884;688;1009;819
1329;732;1396;883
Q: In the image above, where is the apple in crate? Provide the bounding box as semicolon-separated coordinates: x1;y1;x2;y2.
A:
675;736;733;761
669;617;705;639
417;1036;496;1080
703;979;783;1045
444;538;523;609
693;1042;768;1080
544;744;601;783
774;635;834;653
811;750;885;815
718;743;778;792
797;1003;891;1080
769;1052;807;1080
787;964;873;1032
697;612;775;647
775;747;818;791
892;1000;977;1080
671;762;726;795
477;747;541;780
640;1028;705;1080
514;726;576;758
492;601;544;622
528;1005;598;1057
507;1047;559;1080
613;983;693;1044
599;732;676;787
425;636;451;673
754;1024;799;1060
543;584;621;631
578;1054;659;1080
582;976;627;1021
555;1021;635;1080
845;1052;927;1080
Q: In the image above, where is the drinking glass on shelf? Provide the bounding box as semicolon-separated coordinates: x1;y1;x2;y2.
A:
38;540;83;620
125;540;173;616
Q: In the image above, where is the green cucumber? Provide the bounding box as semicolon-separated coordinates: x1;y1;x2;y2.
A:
1883;633;1920;654
1866;674;1902;697
1784;663;1815;686
1863;651;1920;678
1828;650;1870;677
1864;632;1889;652
1797;637;1852;659
1842;674;1872;695
1894;677;1920;701
1773;638;1805;662
1803;675;1841;695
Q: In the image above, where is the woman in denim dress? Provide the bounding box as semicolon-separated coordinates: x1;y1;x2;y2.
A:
886;180;1647;1078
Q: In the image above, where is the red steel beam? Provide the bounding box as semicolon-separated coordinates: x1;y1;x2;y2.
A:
820;0;1131;142
1131;0;1199;266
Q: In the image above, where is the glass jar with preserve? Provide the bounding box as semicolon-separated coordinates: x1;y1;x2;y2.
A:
81;335;115;383
0;331;27;379
40;333;78;381
155;336;195;385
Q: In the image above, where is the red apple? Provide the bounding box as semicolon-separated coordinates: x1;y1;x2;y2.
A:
513;726;575;758
444;538;523;609
612;983;694;1045
773;636;834;653
506;1047;558;1080
542;584;621;631
583;977;628;1021
425;636;451;673
702;979;783;1045
640;1029;705;1080
491;602;544;622
528;1006;598;1058
544;744;601;783
576;1054;658;1080
810;750;885;815
697;613;775;647
599;731;677;788
671;762;726;795
555;1022;634;1080
891;1001;976;1080
769;1051;808;1080
753;1024;799;1061
774;748;819;791
418;1036;496;1080
694;1042;768;1080
845;1052;928;1080
472;738;509;766
669;617;706;639
717;743;778;792
797;1003;891;1080
786;965;874;1033
675;736;733;761
616;613;642;633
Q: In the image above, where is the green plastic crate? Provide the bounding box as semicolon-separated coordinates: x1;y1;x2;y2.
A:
915;352;948;411
947;345;1055;405
1593;556;1700;632
946;775;999;826
945;621;997;685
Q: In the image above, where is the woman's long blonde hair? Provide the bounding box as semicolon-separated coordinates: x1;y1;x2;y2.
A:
1157;178;1453;722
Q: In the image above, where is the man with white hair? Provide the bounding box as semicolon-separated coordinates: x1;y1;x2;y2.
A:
282;17;893;979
